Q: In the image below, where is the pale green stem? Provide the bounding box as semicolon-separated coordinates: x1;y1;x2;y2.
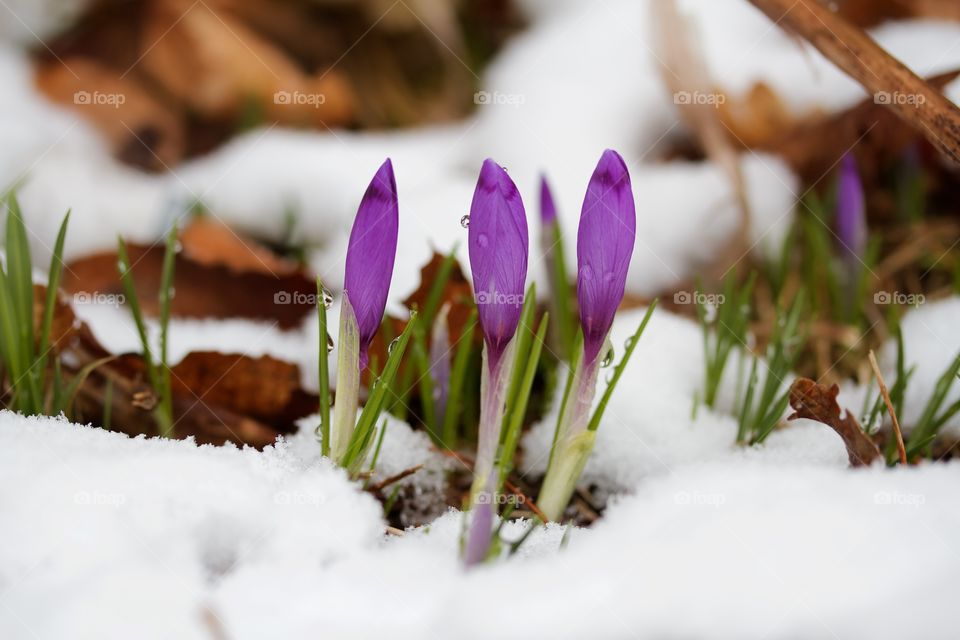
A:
331;294;361;463
470;342;513;499
539;346;602;521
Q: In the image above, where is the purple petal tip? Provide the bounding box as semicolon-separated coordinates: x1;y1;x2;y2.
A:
468;159;529;361
540;174;557;224
576;149;636;365
344;158;399;362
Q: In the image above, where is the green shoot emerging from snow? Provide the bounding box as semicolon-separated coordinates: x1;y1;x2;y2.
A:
736;291;805;445
116;223;178;437
0;194;73;416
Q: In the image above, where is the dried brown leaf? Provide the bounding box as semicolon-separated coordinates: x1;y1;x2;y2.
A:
788;378;881;467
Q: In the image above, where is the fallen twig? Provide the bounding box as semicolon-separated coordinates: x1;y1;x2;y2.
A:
368;464;424;493
437;449;549;522
747;0;960;164
867;350;908;465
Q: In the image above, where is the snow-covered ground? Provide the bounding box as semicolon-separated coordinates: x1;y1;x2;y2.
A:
3;0;960;637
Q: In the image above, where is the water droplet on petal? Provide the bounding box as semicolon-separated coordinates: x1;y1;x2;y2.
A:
580;264;594;281
460;215;470;228
603;271;616;285
388;337;401;354
601;347;614;368
477;233;489;248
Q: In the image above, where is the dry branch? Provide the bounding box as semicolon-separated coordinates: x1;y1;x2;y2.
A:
747;0;960;164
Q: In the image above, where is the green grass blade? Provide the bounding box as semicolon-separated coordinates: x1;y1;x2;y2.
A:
442;308;477;449
587;301;657;432
499;312;548;487
38;210;70;396
316;278;331;457
549;222;575;362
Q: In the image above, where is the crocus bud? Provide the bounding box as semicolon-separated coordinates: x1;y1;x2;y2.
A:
836;152;866;264
468;159;529;369
540;174;557;224
577;149;636;365
344;158;399;370
429;302;452;423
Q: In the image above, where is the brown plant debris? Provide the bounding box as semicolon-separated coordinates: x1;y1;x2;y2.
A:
63;218;316;329
788;378;881;467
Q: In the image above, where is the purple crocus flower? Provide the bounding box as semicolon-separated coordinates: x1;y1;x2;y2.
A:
468;159;529;368
540;174;557;224
576;149;636;365
836;152;867;263
429;303;452;423
343;158;399;370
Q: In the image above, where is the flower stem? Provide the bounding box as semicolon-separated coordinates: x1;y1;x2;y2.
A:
464;343;512;566
539;351;600;521
331;294;361;463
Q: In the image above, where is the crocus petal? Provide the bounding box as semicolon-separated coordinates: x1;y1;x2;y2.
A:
344;158;399;367
468;159;529;364
429;303;452;422
576;149;636;365
463;499;494;566
540;174;557;224
836;152;867;262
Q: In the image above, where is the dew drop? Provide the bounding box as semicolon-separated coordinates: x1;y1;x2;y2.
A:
602;271;616;285
326;335;334;353
388;337;401;354
601;347;614;368
460;215;470;228
580;264;594;281
477;233;489;248
624;335;636;350
321;289;333;309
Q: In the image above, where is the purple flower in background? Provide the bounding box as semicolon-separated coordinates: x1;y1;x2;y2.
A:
836;152;867;263
468;159;529;367
344;158;399;370
540;174;557;224
576;149;636;365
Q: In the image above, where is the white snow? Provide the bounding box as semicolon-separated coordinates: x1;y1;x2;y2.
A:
4;409;960;639
3;1;960;637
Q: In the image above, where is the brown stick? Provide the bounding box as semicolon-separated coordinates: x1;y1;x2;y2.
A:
867;350;908;465
437;449;549;522
368;464;424;493
747;0;960;164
